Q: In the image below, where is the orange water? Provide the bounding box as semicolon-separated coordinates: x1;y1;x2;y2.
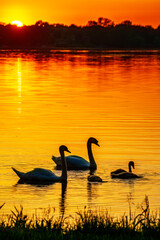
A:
0;50;160;217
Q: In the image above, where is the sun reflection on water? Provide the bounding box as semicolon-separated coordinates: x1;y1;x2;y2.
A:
17;58;22;114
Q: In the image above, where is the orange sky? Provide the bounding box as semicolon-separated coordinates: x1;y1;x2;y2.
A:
0;0;160;27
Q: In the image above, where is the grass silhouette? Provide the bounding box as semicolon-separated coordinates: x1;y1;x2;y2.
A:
0;196;160;240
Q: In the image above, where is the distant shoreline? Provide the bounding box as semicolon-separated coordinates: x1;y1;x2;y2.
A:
0;20;160;49
0;47;159;51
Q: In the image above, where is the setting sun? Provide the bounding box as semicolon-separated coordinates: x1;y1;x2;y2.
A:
11;20;23;27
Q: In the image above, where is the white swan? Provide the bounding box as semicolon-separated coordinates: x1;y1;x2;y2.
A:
111;161;141;179
12;145;71;183
52;137;99;170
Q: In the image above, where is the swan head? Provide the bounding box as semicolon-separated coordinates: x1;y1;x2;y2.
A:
129;161;135;169
88;137;100;147
59;145;71;154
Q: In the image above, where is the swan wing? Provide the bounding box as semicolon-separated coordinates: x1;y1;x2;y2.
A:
52;155;90;170
67;156;90;169
12;167;61;182
52;156;62;165
12;167;25;179
29;168;56;176
111;171;141;179
111;168;126;175
24;168;60;181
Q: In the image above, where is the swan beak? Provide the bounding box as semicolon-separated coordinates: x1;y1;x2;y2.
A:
67;150;71;153
96;142;100;147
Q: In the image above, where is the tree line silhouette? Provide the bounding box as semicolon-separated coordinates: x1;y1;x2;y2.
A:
0;18;160;49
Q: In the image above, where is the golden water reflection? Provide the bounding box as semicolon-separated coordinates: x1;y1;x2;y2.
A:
0;50;160;217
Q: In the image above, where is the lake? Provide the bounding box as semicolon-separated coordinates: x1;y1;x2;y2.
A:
0;49;160;218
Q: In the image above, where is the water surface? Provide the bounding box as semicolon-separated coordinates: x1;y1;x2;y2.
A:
0;50;160;217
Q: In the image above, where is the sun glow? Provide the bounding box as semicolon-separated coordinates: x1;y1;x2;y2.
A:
11;20;23;27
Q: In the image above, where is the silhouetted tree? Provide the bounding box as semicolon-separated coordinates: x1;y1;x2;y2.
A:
87;20;98;27
120;20;132;26
98;17;114;27
35;20;43;26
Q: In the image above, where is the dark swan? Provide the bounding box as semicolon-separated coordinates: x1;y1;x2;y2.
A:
111;161;135;175
52;137;99;170
111;161;141;179
12;145;70;183
87;169;106;183
88;174;102;182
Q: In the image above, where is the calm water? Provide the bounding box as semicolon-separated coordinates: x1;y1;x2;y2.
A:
0;50;160;218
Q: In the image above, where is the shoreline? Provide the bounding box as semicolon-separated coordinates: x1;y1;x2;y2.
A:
0;197;160;239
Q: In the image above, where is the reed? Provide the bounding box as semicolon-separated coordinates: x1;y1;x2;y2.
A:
0;196;160;240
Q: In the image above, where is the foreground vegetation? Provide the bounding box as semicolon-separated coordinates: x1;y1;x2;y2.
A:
0;17;160;49
0;196;160;240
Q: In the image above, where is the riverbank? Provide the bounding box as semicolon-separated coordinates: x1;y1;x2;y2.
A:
0;196;160;240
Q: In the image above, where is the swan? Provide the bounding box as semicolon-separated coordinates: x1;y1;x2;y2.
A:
87;174;102;182
111;161;141;179
87;169;103;182
12;145;71;183
111;161;135;175
52;137;99;170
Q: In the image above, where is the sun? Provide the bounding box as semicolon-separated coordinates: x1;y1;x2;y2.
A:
11;20;23;27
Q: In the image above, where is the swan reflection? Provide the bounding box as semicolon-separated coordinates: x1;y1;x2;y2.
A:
59;181;67;216
87;179;101;203
13;180;67;216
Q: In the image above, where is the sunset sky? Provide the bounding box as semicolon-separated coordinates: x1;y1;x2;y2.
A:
0;0;160;27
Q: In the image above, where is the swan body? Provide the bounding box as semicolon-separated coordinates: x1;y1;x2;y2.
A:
111;161;141;179
111;168;126;175
111;171;140;179
52;137;99;170
12;168;63;182
52;155;90;170
12;145;70;183
88;174;102;182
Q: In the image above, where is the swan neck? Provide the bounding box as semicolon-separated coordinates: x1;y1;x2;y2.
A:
87;141;97;169
129;163;132;172
60;151;67;180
